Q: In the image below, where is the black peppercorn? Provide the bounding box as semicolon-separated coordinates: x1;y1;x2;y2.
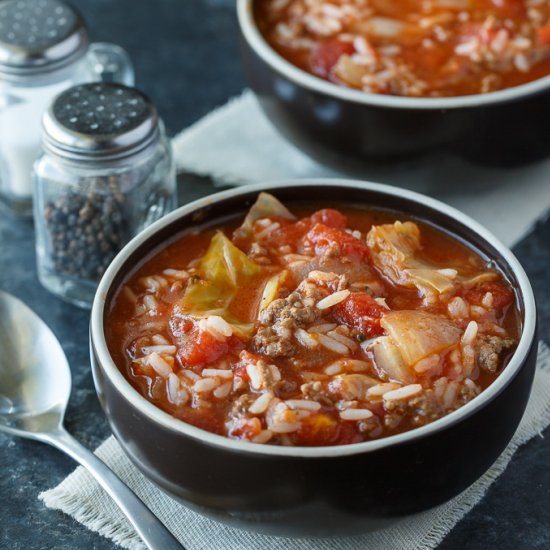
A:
44;181;127;281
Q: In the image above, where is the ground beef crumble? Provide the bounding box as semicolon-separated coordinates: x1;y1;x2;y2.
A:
253;282;324;357
476;335;515;373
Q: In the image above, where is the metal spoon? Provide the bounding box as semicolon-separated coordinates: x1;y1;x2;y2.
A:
0;291;182;550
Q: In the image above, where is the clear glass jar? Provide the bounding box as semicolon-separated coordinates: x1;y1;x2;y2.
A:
34;83;176;308
0;0;134;216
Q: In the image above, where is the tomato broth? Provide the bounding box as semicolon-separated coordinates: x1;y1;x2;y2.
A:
254;0;550;97
106;195;520;446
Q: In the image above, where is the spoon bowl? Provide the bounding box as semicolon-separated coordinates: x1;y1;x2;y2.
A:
0;292;69;433
0;290;182;550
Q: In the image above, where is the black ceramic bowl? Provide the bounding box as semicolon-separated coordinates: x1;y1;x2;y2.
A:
90;180;537;537
238;0;550;168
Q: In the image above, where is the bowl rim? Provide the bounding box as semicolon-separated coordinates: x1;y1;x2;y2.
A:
91;179;537;458
237;0;550;111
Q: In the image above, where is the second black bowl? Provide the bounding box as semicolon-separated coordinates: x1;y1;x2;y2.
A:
238;0;550;169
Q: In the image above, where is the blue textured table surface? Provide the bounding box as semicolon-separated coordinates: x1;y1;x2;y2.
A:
0;1;549;548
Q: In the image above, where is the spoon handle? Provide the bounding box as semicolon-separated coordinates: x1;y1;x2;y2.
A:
44;428;183;550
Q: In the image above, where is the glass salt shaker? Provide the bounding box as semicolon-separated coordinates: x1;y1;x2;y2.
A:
34;82;177;308
0;0;134;216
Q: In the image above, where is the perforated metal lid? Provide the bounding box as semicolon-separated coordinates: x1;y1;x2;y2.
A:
42;82;161;164
0;0;88;78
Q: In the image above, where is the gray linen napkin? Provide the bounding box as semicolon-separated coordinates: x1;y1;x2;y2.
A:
172;90;550;248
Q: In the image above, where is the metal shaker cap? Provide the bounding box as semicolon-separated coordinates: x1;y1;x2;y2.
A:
0;0;88;79
42;82;161;164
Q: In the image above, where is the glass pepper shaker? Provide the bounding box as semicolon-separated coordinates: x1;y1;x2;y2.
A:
0;0;134;216
34;82;177;308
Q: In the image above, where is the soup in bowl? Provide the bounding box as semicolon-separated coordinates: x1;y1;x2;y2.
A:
254;0;550;98
91;180;537;536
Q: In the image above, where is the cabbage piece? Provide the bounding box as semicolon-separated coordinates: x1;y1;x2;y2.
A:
201;231;262;288
234;192;296;240
406;269;455;294
461;272;499;287
372;336;415;384
367;221;502;299
176;232;263;337
381;311;461;366
367;221;420;285
259;270;291;314
367;221;458;298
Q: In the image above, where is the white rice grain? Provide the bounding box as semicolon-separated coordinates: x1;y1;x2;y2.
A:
193;378;219;393
143;295;158;311
340;408;374;421
181;369;200;382
367;383;402;399
448;296;469;319
462;320;478;345
213;381;232;398
163;268;189;280
383;384;422;402
346;360;371;372
442;380;459;409
249;392;274;414
246;364;262;390
308;323;337;334
167;373;189;405
283;253;312;263
295;328;319;349
481;292;494;308
470;305;488;318
139;276;165;292
316;289;350;310
270;422;301;434
145;352;172;377
317;333;349;355
142;345;176;356
285;399;321;411
308;270;337;282
324;362;343;375
199;315;233;340
202;368;234;379
327;330;357;351
256;222;281;240
252;430;273;444
514;53;530;72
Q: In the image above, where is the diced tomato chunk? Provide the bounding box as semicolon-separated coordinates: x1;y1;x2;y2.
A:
178;325;241;367
296;413;339;446
310;209;348;229
490;0;525;19
464;281;514;310
538;24;550;46
304;223;371;261
333;292;386;338
310;38;355;78
267;218;312;248
266;209;347;249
